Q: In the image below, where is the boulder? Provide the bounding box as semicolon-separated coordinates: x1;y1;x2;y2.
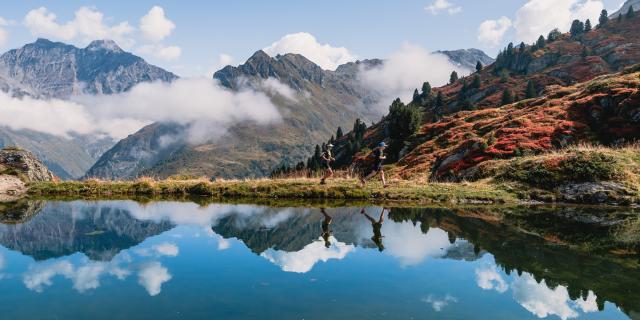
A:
557;182;637;205
0;148;55;182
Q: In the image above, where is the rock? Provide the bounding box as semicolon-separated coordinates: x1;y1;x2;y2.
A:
0;148;55;182
0;175;26;202
558;182;637;205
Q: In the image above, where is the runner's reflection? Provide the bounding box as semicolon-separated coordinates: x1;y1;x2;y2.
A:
361;207;386;251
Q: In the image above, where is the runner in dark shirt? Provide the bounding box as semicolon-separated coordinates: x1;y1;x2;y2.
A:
320;144;335;185
360;142;388;188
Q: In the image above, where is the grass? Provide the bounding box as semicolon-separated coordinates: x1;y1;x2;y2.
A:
24;145;640;206
28;177;520;204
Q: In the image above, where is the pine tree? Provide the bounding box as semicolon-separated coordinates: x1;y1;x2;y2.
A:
336;126;343;139
584;19;592;32
501;88;513;106
475;61;483;73
421;81;432;96
570;19;585;36
413;88;420;102
500;69;509;83
547;28;561;42
449;71;459;84
536;35;546;49
525;80;537;99
435;91;444;107
472;74;481;89
627;5;636;19
618;13;623;23
519;42;526;52
598;9;608;27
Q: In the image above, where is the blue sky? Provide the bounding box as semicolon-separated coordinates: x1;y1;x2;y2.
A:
0;0;626;76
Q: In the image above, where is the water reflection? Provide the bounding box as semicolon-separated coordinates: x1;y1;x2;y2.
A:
0;200;637;319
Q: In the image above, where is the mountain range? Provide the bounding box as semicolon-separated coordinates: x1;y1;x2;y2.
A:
0;39;177;178
85;49;492;179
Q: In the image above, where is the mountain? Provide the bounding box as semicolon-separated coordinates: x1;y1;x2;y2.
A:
87;49;490;179
0;38;177;98
0;39;178;178
303;12;640;181
611;0;640;18
0;201;173;261
438;49;495;70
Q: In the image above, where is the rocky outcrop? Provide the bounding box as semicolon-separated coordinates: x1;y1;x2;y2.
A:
437;49;495;71
558;182;637;205
0;148;55;182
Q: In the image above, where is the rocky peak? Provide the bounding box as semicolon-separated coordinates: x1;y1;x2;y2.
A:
86;39;124;53
611;0;640;18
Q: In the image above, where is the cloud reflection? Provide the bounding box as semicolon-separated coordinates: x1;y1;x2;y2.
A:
261;236;355;273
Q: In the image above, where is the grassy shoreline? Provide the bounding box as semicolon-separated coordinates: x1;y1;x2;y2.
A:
28;178;521;204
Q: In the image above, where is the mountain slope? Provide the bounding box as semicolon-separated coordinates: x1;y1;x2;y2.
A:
438;49;495;70
87;48;492;180
306;12;640;181
0;39;178;178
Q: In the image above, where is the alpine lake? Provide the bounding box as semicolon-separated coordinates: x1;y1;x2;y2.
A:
0;198;638;320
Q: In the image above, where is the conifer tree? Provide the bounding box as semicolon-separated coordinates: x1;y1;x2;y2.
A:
435;91;444;107
413;89;420;102
421;81;432;96
472;74;481;89
598;9;608;27
536;35;546;49
449;71;459;84
336;126;343;139
525;80;537;99
627;5;636;19
501;88;513;106
570;19;585;36
475;61;483;72
547;28;561;42
584;19;592;32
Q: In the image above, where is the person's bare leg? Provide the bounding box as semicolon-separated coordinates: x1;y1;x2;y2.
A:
381;170;387;187
361;170;377;185
321;167;332;184
378;207;385;223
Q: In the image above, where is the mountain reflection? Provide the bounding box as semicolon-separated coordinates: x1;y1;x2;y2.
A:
0;200;637;319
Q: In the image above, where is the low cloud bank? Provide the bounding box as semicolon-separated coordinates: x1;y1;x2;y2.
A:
0;78;283;145
358;43;469;113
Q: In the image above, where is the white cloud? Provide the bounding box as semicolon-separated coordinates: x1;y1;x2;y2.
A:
138;44;182;61
263;32;356;70
422;294;457;311
261;78;298;101
382;221;455;266
0;17;9;47
139;6;175;42
478;17;513;47
475;265;508;293
153;243;179;257
137;262;172;296
23;258;130;293
359;43;469;113
425;0;462;15
512;273;579;320
514;0;604;43
0;77;282;144
216;53;234;69
261;237;355;273
24;7;135;48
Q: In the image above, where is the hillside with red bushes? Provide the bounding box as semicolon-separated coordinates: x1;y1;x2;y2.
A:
395;67;640;180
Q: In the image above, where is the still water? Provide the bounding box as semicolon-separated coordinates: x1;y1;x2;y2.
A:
0;200;638;319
